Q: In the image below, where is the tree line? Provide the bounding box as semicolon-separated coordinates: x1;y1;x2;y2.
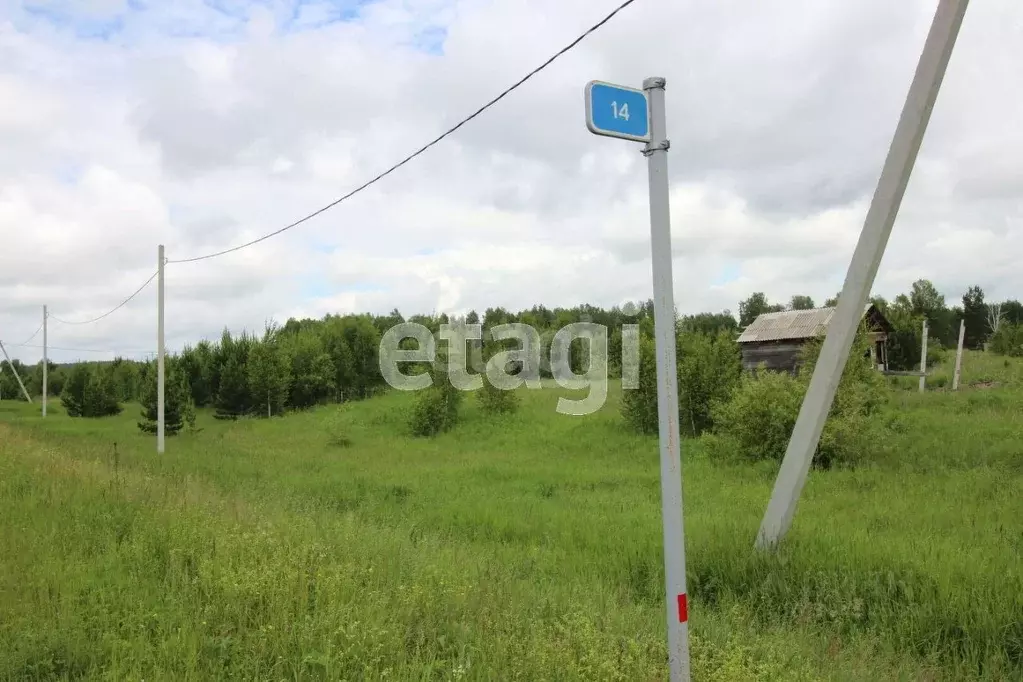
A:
2;279;1020;431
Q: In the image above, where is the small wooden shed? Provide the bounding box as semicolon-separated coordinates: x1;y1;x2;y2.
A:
736;304;892;374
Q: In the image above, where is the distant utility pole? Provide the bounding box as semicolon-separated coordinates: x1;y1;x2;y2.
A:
0;339;32;403
919;320;929;393
755;0;970;551
157;244;166;454
42;305;48;417
952;319;965;390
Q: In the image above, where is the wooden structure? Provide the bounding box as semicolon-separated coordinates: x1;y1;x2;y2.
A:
736;304;892;374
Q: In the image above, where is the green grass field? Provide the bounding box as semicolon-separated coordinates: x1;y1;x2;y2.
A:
1;350;1021;680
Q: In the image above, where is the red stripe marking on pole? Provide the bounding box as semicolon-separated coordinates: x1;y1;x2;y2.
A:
677;593;688;623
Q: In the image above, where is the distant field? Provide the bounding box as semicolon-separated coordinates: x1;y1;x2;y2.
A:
1;350;1021;680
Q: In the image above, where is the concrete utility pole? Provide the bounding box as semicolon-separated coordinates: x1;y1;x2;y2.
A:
952;319;965;390
42;305;48;417
157;244;166;454
756;0;971;550
0;340;32;403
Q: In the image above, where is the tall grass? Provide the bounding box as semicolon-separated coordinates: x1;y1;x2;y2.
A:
0;350;1020;680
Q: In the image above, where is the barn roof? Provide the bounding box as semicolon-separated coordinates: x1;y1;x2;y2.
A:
736;304;882;343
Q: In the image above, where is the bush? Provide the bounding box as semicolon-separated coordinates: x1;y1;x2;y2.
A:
408;349;463;437
991;323;1023;357
621;329;742;437
709;370;804;462
711;328;889;469
478;376;519;415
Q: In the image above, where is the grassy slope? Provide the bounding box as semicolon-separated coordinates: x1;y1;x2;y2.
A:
0;350;1021;680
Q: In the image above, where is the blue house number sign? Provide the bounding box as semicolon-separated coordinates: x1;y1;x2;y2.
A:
585;80;650;143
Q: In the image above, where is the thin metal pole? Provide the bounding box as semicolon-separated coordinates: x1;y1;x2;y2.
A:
643;76;690;682
952;319;965;390
756;0;970;550
919;320;929;393
0;340;32;403
42;305;48;417
157;244;166;454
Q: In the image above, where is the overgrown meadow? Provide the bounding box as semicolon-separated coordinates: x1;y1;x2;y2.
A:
1;346;1021;680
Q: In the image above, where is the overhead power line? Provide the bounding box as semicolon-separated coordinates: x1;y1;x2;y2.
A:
48;270;159;326
168;0;641;264
16;322;44;346
6;342;155;355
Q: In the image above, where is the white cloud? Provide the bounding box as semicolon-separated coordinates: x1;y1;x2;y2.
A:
1;0;1022;364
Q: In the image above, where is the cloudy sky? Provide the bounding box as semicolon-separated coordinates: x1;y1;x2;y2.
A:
0;0;1020;363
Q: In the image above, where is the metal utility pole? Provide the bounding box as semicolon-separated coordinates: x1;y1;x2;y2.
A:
585;75;690;681
157;244;166;454
756;0;970;550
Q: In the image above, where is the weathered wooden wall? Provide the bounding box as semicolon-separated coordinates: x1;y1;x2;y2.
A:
740;341;805;373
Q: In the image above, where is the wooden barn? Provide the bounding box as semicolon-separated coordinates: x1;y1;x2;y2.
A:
736;304;893;374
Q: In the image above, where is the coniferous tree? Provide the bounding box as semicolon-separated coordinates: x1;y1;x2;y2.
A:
138;364;195;435
81;367;122;417
214;355;249;420
60;363;90;417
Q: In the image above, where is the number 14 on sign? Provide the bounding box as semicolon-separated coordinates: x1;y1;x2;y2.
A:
584;80;650;143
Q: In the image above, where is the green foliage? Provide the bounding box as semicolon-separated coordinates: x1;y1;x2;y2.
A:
477;376;519;415
213;330;253;420
708;370;804;463
962;285;987;349
678;311;738;336
621;329;742;437
214;356;249;421
408;350;463;437
712;328;888;469
81;368;123;418
247;328;292;418
60;364;90;417
789;295;815;310
738;292;784;328
60;364;121;418
137;362;196;436
990;323;1023;358
282;329;336;409
178;341;216;407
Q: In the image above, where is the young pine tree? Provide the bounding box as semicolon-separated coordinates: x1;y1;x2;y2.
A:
81;368;122;418
60;363;91;417
214;355;249;420
138;364;196;436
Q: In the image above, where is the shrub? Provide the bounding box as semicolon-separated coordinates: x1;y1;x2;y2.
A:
711;327;889;468
621;329;742;437
477;342;521;415
478;375;519;414
991;323;1023;357
408;349;463;437
620;334;658;434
